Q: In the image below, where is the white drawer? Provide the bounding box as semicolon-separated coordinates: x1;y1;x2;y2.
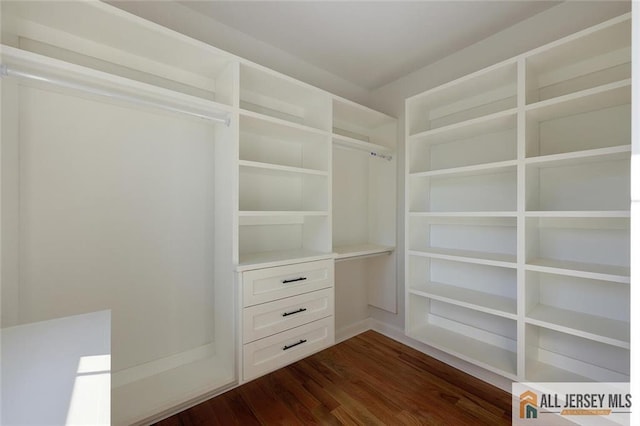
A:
242;288;333;343
242;316;334;382
241;260;334;307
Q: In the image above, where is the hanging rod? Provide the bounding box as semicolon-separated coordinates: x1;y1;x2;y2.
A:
334;139;393;161
369;151;393;161
0;64;231;126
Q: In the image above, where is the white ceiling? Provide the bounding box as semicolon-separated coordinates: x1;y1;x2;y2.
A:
177;1;558;90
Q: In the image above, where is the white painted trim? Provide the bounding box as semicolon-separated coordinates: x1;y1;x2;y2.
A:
368;319;513;393
335;318;374;343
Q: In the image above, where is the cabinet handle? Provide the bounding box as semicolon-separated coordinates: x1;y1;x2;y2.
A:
282;277;307;284
282;339;307;351
282;307;307;317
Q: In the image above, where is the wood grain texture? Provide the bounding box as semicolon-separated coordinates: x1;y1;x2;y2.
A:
154;331;511;425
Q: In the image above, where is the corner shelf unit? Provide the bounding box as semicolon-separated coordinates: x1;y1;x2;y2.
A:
405;13;631;383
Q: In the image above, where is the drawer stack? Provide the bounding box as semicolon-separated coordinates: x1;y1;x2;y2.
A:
239;259;335;382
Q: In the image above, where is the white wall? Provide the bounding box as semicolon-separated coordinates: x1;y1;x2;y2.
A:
367;0;632;332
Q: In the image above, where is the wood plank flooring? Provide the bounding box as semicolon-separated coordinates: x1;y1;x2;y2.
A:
154;331;512;425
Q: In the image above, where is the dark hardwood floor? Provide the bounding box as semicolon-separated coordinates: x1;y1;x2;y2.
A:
154;331;512;425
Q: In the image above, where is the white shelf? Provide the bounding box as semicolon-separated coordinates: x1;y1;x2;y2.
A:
409;108;517;142
526;258;629;283
238;160;328;176
239;109;329;136
333;244;394;260
525;145;630;168
526;79;630;116
410;282;516;318
409;248;516;268
237;249;335;272
408;323;517;379
525;210;630;218
411;160;516;179
239;210;328;217
526;305;629;349
409;211;517;218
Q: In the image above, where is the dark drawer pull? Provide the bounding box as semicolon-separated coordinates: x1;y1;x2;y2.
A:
282;277;307;284
282;339;307;351
282;307;307;317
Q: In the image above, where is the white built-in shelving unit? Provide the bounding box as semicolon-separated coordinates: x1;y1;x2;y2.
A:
406;13;631;383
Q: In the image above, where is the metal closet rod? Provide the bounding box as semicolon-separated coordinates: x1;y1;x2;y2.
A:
369;151;393;161
0;64;231;126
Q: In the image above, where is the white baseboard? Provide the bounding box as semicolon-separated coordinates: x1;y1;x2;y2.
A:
335;318;374;343
368;319;513;393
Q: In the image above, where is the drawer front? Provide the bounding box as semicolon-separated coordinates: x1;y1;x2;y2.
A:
242;260;334;307
243;288;334;343
242;316;334;382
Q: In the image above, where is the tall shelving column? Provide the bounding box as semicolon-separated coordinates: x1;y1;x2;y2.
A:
522;14;631;382
331;98;398;315
405;61;520;380
237;63;333;270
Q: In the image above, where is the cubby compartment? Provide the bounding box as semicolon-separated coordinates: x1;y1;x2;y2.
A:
406;62;517;135
332;98;396;149
409;256;517;317
239;166;328;212
409;216;517;265
525;156;630;212
332;144;395;255
525;271;629;348
240;114;330;172
525;217;630;282
525;83;630;158
238;215;330;267
525;17;630;104
407;294;517;378
409;112;516;174
410;167;517;213
240;64;330;131
525;324;629;382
